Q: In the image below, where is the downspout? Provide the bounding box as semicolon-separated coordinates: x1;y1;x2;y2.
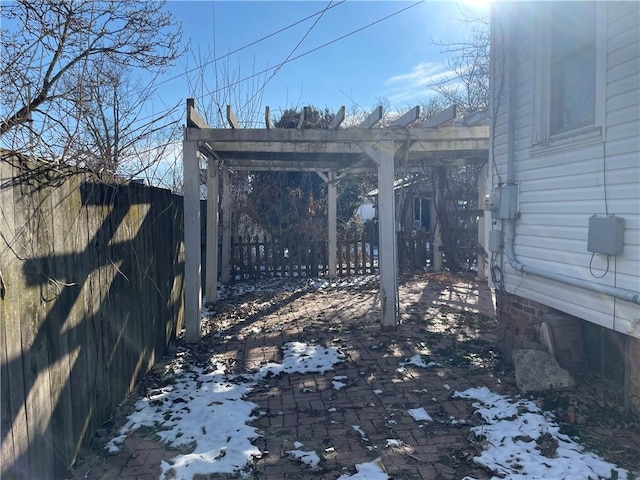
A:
501;6;640;306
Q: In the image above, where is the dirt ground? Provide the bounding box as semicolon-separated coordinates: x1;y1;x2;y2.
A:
70;273;640;480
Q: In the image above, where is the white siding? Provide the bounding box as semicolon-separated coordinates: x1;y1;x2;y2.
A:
490;2;640;337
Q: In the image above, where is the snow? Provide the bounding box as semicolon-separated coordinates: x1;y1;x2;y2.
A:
106;342;344;479
407;407;433;422
398;354;441;369
352;425;369;441
332;375;348;390
337;458;389;480
286;449;320;469
385;439;403;448
255;341;344;377
453;387;631;480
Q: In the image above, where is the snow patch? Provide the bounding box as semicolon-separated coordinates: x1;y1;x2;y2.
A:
337;458;389;480
286;449;320;469
407;407;433;422
332;375;348;390
352;425;369;441
106;342;343;479
454;387;631;480
385;439;404;448
398;354;442;370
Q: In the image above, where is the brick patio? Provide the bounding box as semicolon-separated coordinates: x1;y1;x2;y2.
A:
69;273;638;479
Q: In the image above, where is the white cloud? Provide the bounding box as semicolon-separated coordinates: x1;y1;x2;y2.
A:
384;61;455;103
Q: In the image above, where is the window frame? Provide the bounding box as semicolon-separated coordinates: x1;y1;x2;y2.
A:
412;196;431;230
531;2;606;155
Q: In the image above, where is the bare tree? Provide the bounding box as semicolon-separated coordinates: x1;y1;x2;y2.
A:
185;49;269;128
428;9;489;117
1;0;183;172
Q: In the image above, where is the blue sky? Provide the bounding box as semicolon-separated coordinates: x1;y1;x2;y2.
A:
157;0;489;126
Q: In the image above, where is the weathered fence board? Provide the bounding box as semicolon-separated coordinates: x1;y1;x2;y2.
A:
0;153;185;479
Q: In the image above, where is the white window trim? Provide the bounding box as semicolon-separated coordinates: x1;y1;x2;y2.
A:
413;195;422;228
530;2;606;157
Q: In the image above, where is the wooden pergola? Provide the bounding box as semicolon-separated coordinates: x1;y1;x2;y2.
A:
183;100;489;341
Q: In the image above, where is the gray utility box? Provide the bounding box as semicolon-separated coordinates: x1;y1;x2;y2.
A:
587;215;624;256
488;230;503;252
497;185;519;220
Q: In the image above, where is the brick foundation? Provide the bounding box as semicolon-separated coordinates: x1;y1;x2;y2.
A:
497;291;639;415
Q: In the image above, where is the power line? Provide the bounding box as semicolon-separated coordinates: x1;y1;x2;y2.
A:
156;0;346;89
138;1;423;126
201;1;424;101
240;0;335;114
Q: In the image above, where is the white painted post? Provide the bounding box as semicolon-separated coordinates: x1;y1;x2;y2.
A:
477;163;488;280
432;202;443;271
205;158;219;303
182;136;202;342
221;165;232;283
327;172;337;279
375;144;398;330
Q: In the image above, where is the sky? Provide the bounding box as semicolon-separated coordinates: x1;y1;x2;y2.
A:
153;0;490;128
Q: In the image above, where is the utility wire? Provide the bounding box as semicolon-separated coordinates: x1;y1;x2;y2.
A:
137;1;423;126
156;1;346;89
200;1;424;101
240;0;335;114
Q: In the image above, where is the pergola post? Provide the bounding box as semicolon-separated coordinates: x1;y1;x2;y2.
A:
361;142;398;330
377;144;399;330
221;165;232;283
431;201;443;271
205;158;219;304
327;172;338;279
182;136;202;341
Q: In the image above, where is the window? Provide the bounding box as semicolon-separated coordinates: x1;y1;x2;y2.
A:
531;2;604;151
412;196;430;230
549;2;597;135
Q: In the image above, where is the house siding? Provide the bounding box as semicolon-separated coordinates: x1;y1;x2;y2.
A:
490;2;640;338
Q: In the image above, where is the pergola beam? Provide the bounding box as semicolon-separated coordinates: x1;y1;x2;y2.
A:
329;106;346;129
187;98;209;129
361;106;383;128
297;107;307;129
227;105;239;129
421;104;456;128
265;106;272;129
389;106;420;127
185;125;489;146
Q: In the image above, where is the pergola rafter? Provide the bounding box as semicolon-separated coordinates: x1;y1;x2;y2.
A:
183;99;489;341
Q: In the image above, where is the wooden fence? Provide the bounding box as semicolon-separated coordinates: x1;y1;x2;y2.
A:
0;153;185;479
229;231;432;281
397;231;433;270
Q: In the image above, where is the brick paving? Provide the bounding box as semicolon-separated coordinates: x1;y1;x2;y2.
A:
68;273;516;479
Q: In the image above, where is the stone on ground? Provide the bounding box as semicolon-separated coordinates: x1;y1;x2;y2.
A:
513;349;575;393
